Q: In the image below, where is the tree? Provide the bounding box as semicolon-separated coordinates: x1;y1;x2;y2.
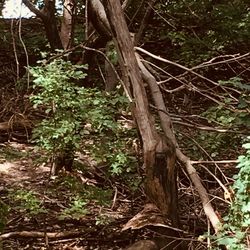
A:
23;0;62;50
23;0;76;50
102;0;223;238
2;0;249;248
103;0;179;227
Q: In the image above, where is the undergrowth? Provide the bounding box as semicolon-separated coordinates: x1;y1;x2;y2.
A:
30;59;136;176
212;137;250;249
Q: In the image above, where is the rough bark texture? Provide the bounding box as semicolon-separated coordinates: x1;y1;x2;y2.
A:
103;0;179;225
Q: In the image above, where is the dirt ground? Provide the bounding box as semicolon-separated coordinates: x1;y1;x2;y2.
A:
0;142;150;250
0;141;210;250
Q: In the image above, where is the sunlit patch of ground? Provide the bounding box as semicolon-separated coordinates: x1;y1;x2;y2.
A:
0;143;50;188
0;160;50;185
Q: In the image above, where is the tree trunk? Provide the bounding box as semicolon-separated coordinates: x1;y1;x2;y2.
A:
103;0;179;225
22;0;62;50
60;0;76;49
42;0;63;50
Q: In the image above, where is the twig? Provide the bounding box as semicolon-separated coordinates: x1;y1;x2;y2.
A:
191;160;237;164
199;164;232;202
18;9;30;90
111;186;118;210
11;20;19;82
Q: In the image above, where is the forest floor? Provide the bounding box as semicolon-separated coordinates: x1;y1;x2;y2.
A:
0;140;211;250
0;141;147;250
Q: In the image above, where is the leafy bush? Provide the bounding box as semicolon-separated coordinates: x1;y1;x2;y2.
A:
59;196;88;220
213;138;250;249
30;59;135;175
30;59;88;158
12;189;46;216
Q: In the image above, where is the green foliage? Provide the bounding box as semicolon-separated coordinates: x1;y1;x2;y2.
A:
12;189;46;216
30;59;134;176
95;213;113;226
213;138;250;249
59;196;88;220
30;59;87;157
202;76;250;127
0;199;9;232
61;176;112;206
218;77;250;116
219;77;250;92
89;137;137;176
153;0;250;65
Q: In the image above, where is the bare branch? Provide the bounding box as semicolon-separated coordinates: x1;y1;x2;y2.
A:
135;46;221;87
22;0;46;19
192;52;250;70
176;149;221;233
0;230;82;240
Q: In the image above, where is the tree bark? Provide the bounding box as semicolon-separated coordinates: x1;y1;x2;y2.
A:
60;0;76;49
88;0;112;39
103;0;179;225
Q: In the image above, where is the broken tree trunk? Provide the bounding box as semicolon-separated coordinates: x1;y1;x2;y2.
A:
103;0;179;226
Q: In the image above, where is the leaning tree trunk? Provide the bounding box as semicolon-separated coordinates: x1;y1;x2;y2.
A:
103;0;179;226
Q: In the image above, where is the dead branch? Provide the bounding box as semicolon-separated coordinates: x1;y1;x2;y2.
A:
136;54;221;233
172;120;248;134
135;46;242;105
0;230;82;241
135;47;220;87
104;0;180;226
192;52;250;70
22;0;46;19
176;149;221;232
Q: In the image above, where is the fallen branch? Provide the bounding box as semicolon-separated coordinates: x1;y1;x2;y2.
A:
176;149;221;233
0;230;82;241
